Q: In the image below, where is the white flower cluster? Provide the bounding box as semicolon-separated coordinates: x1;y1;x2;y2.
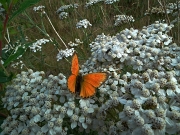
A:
56;3;79;19
68;38;83;47
2;41;25;60
85;0;119;7
33;6;45;12
114;15;135;26
1;70;70;135
29;39;49;52
145;6;165;15
68;41;78;47
89;21;174;67
76;19;92;29
88;33;128;63
56;4;79;13
105;0;120;4
80;21;180;134
56;48;75;61
11;60;25;69
59;12;68;19
165;1;180;14
85;0;104;7
167;1;180;24
0;3;5;16
1;21;180;135
145;1;180;15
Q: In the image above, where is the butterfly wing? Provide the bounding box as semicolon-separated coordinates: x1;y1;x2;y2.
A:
71;53;79;76
83;73;108;87
80;81;96;98
68;53;79;93
68;75;76;93
80;73;108;98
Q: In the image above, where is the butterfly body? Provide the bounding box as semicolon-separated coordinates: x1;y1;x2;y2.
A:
75;74;83;94
68;54;108;98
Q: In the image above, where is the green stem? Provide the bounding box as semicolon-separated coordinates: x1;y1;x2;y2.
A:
24;11;49;37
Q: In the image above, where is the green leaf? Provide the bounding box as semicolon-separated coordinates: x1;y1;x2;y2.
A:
3;46;25;67
3;42;33;67
0;71;13;83
1;49;11;61
8;0;42;23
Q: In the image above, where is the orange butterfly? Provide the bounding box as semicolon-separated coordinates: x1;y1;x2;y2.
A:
68;53;108;98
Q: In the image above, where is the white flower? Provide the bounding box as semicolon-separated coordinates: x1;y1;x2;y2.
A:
56;48;74;61
85;0;104;7
56;4;79;13
114;15;134;26
59;12;68;19
85;0;119;7
105;0;119;4
68;41;78;47
78;115;89;129
29;39;49;52
33;6;45;12
0;3;5;15
76;19;92;29
75;38;83;44
71;114;78;129
11;61;25;69
1;60;4;64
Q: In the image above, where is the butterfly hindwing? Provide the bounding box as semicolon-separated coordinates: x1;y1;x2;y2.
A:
68;53;79;93
80;80;96;98
68;74;76;93
79;73;108;98
71;53;79;76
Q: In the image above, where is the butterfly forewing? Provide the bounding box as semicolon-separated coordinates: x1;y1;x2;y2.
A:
83;73;108;87
68;54;79;93
71;53;79;76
